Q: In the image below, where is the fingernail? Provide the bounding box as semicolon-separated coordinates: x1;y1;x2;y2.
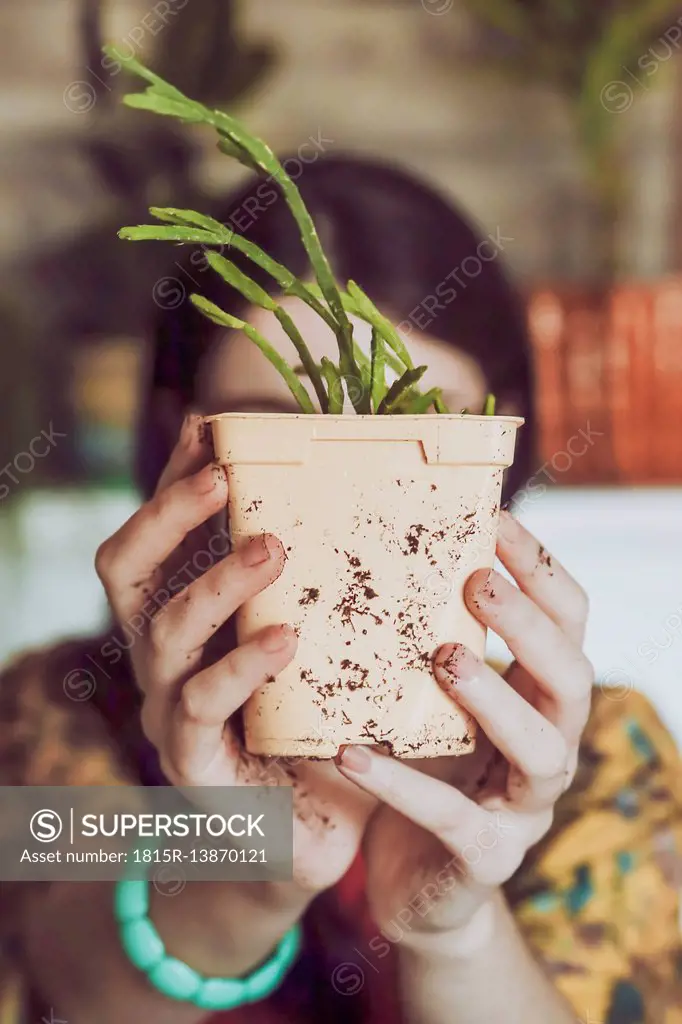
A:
241;533;279;568
497;509;519;542
335;744;372;774
468;568;498;601
259;624;295;653
480;569;500;601
435;643;475;685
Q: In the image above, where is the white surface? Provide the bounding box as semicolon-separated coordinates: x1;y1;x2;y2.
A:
1;486;681;747
0;490;138;659
492;488;682;747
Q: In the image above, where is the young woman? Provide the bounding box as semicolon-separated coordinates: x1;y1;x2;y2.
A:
1;156;680;1024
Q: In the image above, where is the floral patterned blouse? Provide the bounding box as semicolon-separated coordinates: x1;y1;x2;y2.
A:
0;639;680;1023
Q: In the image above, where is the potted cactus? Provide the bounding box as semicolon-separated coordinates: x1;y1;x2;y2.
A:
112;49;523;759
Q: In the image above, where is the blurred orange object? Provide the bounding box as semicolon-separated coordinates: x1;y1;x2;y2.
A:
527;278;682;484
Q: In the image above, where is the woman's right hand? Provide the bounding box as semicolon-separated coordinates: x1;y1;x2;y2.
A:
94;414;375;934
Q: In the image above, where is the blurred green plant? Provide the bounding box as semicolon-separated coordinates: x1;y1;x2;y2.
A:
83;0;276;110
460;0;682;278
152;0;277;107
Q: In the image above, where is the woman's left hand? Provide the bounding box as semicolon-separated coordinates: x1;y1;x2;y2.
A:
335;509;594;951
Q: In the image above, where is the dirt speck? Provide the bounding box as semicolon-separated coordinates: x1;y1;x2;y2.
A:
333;560;383;629
403;523;427;555
338;658;369;691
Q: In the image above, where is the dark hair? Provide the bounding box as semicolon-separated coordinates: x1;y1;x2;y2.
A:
137;153;536;501
135;153;536;1024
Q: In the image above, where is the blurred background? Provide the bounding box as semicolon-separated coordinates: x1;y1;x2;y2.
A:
1;0;681;740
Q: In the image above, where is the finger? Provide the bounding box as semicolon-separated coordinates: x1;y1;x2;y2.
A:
155;412;211;495
496;512;589;645
335;747;523;886
95;462;228;621
465;569;593;743
434;644;571;810
155;413;225;589
158;624;297;785
148;534;288;685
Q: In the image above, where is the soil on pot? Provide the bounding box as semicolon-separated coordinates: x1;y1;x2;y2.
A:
242;488;497;758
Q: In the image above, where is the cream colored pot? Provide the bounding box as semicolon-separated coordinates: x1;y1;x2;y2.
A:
209;413;523;759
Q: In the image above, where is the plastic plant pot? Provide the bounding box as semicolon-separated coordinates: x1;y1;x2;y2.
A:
209;411;524;759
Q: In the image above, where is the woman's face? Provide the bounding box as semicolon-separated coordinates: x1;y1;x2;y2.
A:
196;295;488;414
